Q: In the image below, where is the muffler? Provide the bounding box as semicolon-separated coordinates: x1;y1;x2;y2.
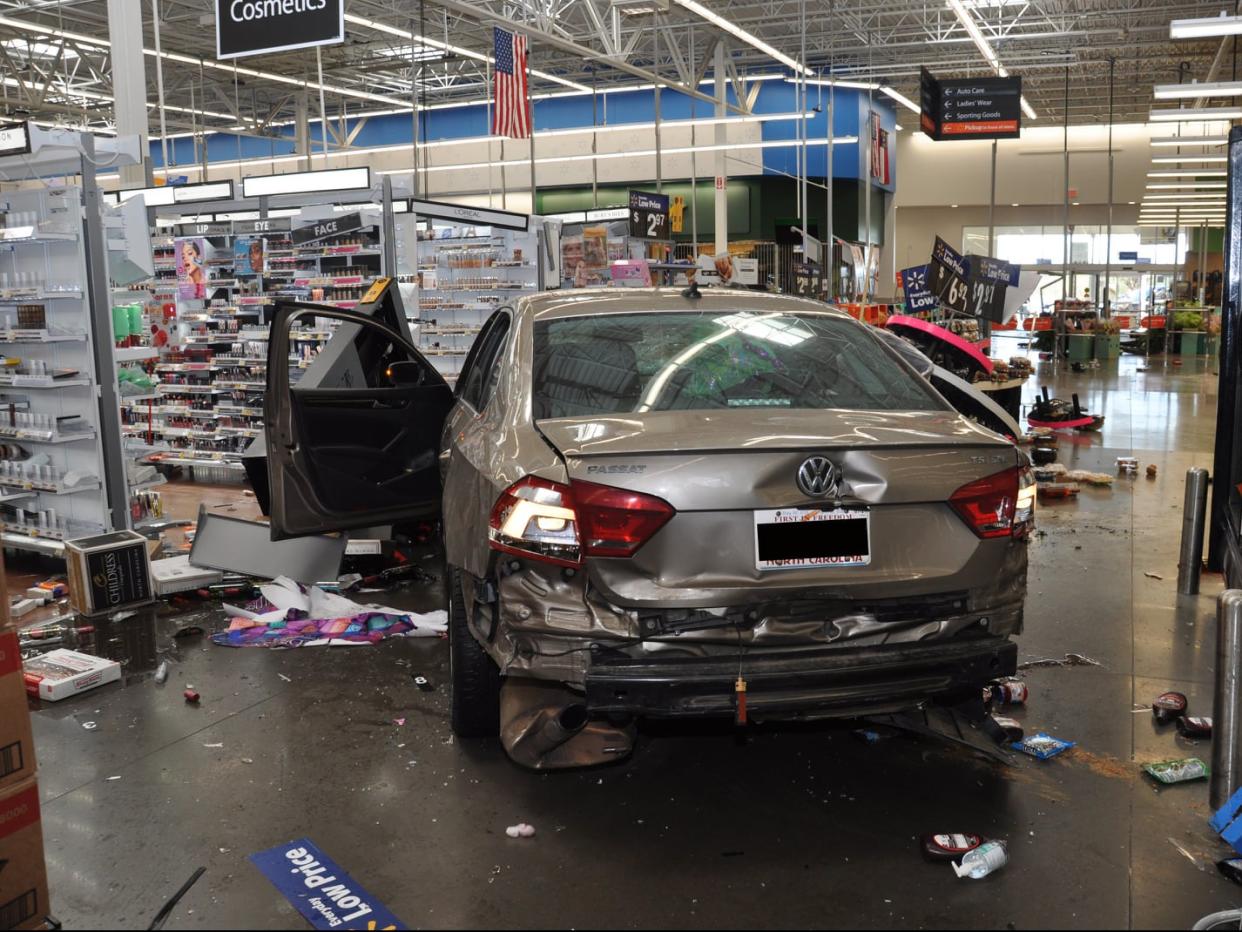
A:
500;676;635;770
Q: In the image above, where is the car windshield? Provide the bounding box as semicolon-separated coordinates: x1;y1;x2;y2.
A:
532;310;943;419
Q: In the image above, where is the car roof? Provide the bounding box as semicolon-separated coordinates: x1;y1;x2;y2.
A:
514;287;856;322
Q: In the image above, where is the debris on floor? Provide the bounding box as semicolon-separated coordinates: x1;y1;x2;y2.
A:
1144;572;1164;580
952;840;1008;879
23;650;121;701
184;689;201;704
1012;733;1075;760
210;576;447;648
1152;691;1188;724
1218;858;1242;886
1017;652;1102;669
1177;716;1212;739
921;833;984;862
505;823;536;839
188;507;346;584
1142;758;1209;784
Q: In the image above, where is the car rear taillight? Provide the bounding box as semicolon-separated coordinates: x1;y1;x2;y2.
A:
572;480;675;558
488;476;675;565
488;476;582;566
950;466;1028;539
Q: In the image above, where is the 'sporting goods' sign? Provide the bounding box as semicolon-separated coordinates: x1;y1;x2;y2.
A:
250;837;407;930
216;0;344;60
920;67;1023;140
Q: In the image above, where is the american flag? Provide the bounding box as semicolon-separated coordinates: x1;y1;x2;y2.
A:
492;27;531;139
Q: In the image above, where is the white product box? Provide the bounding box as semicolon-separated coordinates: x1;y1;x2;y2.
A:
150;555;223;595
23;649;121;701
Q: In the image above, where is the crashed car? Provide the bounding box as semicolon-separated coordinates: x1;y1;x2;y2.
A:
263;282;1033;768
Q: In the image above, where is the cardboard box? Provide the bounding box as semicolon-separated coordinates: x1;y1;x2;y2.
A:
0;632;36;790
64;530;154;616
23;649;121;702
0;777;50;930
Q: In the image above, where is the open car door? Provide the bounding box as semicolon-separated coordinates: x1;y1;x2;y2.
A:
265;279;454;539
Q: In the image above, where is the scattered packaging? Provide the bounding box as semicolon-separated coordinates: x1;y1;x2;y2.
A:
1037;483;1080;500
952;840;1008;879
150;554;223;596
184;689;200;703
1178;716;1213;739
1218;858;1242;886
8;598;35;618
1143;757;1209;784
505;823;536;839
1012;733;1076;760
23;649;121;701
989;680;1028;706
0;776;50;930
1147;464;1158;479
990;715;1025;743
1065;469;1114;487
0;631;37;790
1116;457;1138;473
921;833;984;862
64;530;154;616
1152;691;1188;725
154;661;168;684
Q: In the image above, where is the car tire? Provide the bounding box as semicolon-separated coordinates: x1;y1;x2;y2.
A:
447;564;501;738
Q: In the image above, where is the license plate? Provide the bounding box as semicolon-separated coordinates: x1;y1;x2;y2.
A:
754;507;871;570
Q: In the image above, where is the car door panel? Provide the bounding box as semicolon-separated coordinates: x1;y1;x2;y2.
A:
265;295;453;539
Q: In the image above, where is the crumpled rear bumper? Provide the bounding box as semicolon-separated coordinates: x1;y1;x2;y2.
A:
583;637;1016;719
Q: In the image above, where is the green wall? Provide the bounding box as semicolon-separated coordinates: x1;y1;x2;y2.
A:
535;176;887;243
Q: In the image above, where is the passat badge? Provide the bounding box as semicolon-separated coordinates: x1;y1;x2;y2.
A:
797;456;840;498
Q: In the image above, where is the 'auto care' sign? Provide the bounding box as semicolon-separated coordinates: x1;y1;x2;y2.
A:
216;0;344;60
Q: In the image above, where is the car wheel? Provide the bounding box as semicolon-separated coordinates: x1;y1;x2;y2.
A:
447;564;501;738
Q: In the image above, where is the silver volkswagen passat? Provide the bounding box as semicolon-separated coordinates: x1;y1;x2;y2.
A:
264;282;1033;769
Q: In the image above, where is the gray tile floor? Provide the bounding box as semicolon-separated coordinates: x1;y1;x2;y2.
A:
28;347;1242;929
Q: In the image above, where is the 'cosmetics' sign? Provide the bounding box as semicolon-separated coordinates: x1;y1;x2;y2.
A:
216;0;344;60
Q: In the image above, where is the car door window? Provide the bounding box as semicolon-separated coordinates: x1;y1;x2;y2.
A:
477;317;512;411
458;311;511;411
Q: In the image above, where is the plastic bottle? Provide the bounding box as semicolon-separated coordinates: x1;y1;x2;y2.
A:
952;840;1008;879
921;833;984;862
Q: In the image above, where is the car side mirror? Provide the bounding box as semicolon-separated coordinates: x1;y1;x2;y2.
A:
386;360;424;386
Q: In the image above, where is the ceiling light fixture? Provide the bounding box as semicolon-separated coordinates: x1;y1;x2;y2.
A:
344;14;589;92
1151;155;1228;163
672;0;813;75
1148;170;1228;177
1149;107;1242;121
0;13;408;107
1146;183;1227;189
945;0;1037;118
880;86;921;114
1150;136;1229;146
1170;13;1242;39
1154;80;1242;99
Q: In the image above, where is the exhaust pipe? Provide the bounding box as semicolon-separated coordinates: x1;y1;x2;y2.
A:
500;677;634;770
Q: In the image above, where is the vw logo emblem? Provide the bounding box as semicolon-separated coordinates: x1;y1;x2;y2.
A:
797;456;840;498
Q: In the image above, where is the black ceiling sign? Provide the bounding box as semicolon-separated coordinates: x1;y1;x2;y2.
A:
291;212;362;245
234;217;293;235
216;0;344;60
628;190;670;240
920;67;1022;141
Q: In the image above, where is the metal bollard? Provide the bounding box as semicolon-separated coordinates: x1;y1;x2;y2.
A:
1212;590;1242;810
1178;467;1211;596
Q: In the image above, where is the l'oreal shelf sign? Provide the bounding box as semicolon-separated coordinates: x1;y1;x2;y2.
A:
216;0;344;60
409;198;529;231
